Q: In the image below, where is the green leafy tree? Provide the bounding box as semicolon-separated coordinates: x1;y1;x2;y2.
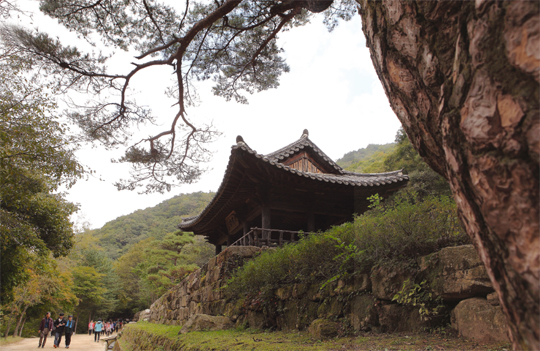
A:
1;257;77;337
383;128;451;199
180;236;215;268
114;238;154;313
114;233;213;312
76;248;119;316
339;129;451;199
0;49;83;304
71;266;107;324
136;231;199;302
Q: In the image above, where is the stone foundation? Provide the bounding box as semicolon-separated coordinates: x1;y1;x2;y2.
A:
145;245;509;343
148;246;261;325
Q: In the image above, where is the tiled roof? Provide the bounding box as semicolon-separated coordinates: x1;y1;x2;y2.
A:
265;129;343;174
179;132;408;230
235;141;407;187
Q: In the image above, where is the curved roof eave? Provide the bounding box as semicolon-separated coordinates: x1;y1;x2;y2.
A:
178;140;409;231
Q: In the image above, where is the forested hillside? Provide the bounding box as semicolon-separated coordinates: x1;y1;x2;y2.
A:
336;143;396;172
89;192;214;259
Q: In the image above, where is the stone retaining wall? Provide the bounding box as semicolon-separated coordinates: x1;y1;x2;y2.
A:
147;246;261;325
144;244;509;343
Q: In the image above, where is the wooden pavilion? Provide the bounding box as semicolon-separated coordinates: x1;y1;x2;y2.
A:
179;130;408;254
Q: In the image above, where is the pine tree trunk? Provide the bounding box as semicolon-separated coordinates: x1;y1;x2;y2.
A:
357;1;539;349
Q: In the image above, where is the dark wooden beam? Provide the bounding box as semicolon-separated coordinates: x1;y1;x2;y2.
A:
262;205;271;244
268;200;352;218
307;211;315;232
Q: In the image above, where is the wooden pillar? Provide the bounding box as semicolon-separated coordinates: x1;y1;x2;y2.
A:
307;212;315;232
242;221;255;246
261;206;271;245
215;244;222;255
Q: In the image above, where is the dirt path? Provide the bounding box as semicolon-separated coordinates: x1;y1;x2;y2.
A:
2;333;112;351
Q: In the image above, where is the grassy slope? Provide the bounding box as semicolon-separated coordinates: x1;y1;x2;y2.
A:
118;323;510;351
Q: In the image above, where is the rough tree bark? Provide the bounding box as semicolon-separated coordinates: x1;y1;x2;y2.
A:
357;1;539;349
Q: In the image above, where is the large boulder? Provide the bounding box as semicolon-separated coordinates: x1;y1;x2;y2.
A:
349;294;378;331
378;303;427;333
371;266;412;300
275;286;293;300
277;300;299;331
138;309;151;322
132;311;141;322
354;274;372;293
179;314;233;334
308;319;338;340
419;245;493;300
451;298;509;343
247;311;266;330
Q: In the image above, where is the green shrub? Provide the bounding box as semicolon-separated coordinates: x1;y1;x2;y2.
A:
352;192;469;270
224;228;356;299
224;192;469;300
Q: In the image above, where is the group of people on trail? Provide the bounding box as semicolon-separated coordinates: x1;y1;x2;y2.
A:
38;312;75;349
88;319;123;342
38;311;126;347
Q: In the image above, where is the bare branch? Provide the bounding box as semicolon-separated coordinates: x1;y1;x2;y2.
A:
142;0;166;45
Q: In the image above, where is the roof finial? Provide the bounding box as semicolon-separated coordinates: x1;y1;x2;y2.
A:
301;129;309;138
236;135;245;144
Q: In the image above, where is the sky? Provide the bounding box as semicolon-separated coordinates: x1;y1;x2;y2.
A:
11;1;402;229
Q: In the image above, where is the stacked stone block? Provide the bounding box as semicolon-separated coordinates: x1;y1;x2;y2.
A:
148;246;261;325
145;244;509;343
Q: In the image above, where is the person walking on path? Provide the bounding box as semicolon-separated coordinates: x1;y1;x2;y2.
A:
53;313;66;348
93;320;103;342
64;315;75;349
88;320;94;336
38;312;53;348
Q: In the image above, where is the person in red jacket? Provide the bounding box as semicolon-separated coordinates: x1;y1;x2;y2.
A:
38;312;53;348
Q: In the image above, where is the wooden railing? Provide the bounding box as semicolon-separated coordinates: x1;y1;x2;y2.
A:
229;227;303;248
